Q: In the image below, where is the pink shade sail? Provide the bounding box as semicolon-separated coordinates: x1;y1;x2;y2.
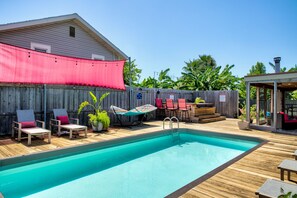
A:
0;42;126;90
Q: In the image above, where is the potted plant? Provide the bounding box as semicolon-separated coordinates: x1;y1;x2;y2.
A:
250;104;257;124
259;110;267;125
238;106;250;130
78;92;110;132
194;97;205;104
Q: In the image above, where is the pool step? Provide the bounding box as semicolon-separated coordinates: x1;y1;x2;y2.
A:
198;116;226;123
197;113;221;119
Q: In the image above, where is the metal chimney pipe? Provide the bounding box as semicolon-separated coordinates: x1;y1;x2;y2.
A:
274;57;281;73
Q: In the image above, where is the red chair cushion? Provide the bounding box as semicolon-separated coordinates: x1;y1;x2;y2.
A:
155;98;164;109
166;99;174;109
20;121;36;128
57;116;70;125
284;119;297;123
284;114;289;121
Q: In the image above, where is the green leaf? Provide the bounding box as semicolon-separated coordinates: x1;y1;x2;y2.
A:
89;91;97;104
99;92;110;103
78;101;89;114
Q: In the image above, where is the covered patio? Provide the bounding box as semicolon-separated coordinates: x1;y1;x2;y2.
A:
244;71;297;132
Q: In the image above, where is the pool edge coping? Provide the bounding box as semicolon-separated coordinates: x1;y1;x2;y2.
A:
166;129;268;198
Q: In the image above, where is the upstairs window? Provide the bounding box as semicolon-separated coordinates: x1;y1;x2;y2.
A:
30;42;51;53
92;54;105;60
69;26;75;37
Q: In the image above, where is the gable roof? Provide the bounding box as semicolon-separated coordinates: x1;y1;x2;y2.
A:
0;13;128;59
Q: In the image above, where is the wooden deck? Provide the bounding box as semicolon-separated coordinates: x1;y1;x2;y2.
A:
1;119;297;198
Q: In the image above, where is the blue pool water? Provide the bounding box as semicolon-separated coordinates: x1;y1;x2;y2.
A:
0;131;260;198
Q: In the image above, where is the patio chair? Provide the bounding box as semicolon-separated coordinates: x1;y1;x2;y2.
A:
110;104;157;126
255;179;297;198
155;98;166;118
50;109;87;139
166;99;178;117
178;98;191;121
12;109;51;145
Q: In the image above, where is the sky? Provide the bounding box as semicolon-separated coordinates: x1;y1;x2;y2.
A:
1;0;297;81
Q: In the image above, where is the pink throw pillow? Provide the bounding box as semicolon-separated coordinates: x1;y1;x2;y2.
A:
57;116;69;125
20;121;36;128
284;114;289;121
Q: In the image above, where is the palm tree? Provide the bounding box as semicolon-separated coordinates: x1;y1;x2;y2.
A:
248;62;266;75
180;56;238;91
199;55;217;70
157;68;175;89
139;77;156;88
140;68;175;89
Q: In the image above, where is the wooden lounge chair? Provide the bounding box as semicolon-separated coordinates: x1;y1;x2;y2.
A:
50;109;87;139
12;109;51;145
256;179;297;198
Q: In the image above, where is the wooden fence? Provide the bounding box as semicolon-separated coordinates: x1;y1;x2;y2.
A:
0;84;238;135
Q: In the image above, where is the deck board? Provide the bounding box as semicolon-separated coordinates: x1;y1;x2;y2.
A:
1;119;297;197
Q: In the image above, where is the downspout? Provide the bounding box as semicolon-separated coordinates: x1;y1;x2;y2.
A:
128;57;132;122
44;84;47;125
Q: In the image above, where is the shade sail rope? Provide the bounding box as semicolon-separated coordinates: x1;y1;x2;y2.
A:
0;42;126;90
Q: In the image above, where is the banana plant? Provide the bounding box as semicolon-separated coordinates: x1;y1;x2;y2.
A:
78;92;110;129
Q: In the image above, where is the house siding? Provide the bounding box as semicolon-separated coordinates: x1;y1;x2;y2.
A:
0;21;117;60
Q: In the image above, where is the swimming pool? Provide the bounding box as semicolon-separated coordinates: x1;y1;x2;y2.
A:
0;129;264;198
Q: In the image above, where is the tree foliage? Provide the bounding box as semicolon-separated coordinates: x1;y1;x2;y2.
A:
179;55;239;90
288;64;297;72
248;62;266;75
139;68;175;89
269;62;287;72
123;59;142;86
124;57;297;104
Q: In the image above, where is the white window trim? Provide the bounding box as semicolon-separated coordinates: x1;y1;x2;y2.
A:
92;54;105;60
30;42;51;53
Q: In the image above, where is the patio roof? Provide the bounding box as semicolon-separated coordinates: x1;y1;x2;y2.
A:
244;71;297;91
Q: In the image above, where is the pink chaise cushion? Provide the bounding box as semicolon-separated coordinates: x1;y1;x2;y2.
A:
56;116;70;125
20;121;36;128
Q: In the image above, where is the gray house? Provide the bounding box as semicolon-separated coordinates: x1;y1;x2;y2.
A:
0;13;128;60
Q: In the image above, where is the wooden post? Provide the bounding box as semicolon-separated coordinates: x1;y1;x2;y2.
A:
271;89;274;114
273;81;277;131
246;82;250;122
264;88;267;118
256;87;260;125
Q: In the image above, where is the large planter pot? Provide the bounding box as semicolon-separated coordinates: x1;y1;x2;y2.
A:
92;122;103;132
237;121;250;130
